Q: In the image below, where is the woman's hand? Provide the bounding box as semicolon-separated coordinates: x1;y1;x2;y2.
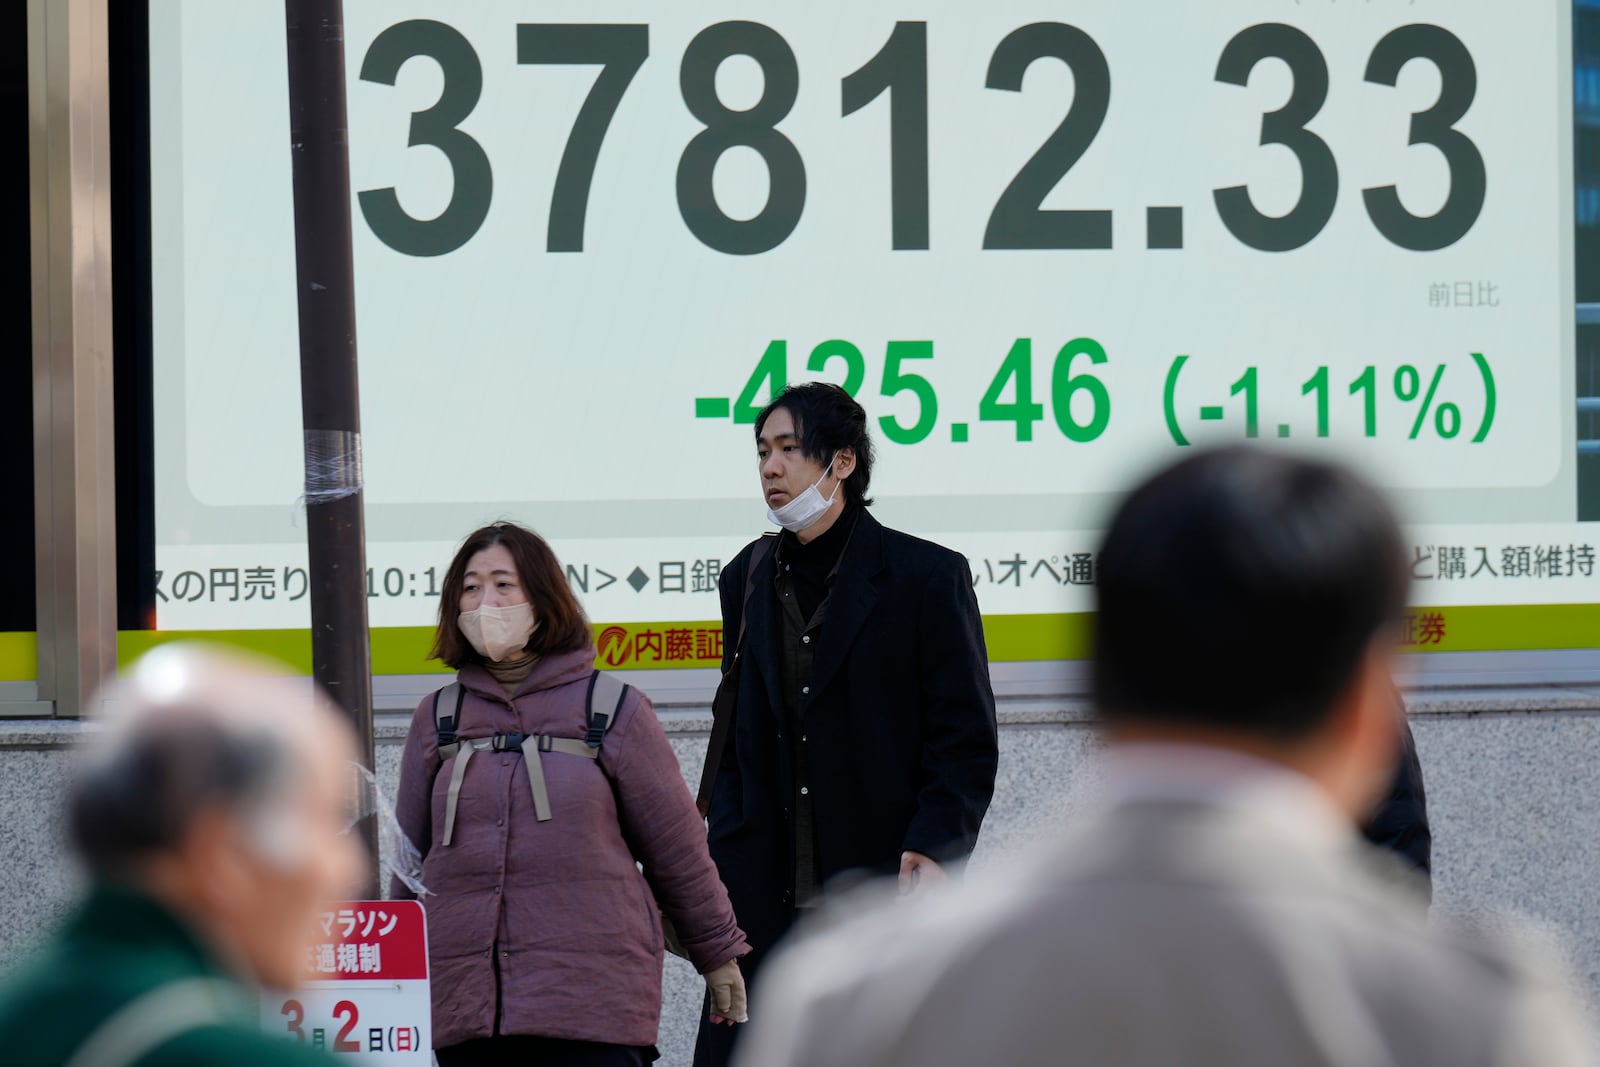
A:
705;957;749;1025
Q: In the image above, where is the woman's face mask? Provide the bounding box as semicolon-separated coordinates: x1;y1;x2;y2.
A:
458;602;538;661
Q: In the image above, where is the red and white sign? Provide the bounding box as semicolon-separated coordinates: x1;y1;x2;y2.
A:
262;900;430;1062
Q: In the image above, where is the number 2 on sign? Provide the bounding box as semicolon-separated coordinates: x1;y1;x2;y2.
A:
334;1000;362;1053
281;998;362;1052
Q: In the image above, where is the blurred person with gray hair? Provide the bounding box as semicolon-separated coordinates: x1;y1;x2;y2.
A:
735;447;1596;1067
0;644;367;1066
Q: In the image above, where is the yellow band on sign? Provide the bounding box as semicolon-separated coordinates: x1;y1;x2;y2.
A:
983;614;1094;662
982;604;1600;660
1395;603;1600;653
113;624;732;676
117;627;440;675
2;603;1580;682
0;633;38;683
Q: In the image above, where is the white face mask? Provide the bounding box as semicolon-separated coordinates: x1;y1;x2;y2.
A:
458;602;538;662
767;455;842;533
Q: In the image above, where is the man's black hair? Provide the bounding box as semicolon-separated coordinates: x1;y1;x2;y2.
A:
1093;447;1407;740
755;382;876;507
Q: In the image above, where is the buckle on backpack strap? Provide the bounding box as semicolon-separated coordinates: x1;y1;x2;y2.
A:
537;734;554;753
490;733;527;753
585;716;608;748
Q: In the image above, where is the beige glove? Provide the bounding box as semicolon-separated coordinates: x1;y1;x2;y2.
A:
705;958;748;1025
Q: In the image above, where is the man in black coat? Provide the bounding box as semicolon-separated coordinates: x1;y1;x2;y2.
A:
695;383;999;1066
1363;707;1432;895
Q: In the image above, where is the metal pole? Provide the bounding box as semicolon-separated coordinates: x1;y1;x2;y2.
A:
28;0;119;716
284;0;378;895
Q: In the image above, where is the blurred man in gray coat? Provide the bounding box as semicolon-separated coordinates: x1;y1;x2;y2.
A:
0;645;366;1067
736;448;1595;1067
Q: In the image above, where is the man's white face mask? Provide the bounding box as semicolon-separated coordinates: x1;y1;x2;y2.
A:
767;455;842;533
458;602;538;661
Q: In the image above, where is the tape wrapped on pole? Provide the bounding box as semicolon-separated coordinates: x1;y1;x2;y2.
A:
303;429;364;505
347;763;430;898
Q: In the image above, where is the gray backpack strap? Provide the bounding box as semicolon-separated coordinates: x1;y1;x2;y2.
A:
440;675;624;832
523;736;553;823
434;682;467;845
502;673;624;824
63;977;237;1067
518;670;628;825
441;741;475;846
434;682;464;758
521;735;602;823
585;670;629;748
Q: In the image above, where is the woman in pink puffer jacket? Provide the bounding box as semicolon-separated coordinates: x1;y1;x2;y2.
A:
393;522;749;1066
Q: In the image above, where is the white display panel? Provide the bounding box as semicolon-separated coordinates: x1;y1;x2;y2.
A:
148;2;1594;650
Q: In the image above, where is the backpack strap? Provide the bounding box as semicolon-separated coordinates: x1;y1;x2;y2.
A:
523;733;602;821
519;672;626;822
433;683;468;846
441;740;474;848
697;534;774;816
437;674;629;839
434;682;464;758
586;670;629;748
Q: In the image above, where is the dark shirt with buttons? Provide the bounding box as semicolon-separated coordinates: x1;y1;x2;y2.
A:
772;505;859;907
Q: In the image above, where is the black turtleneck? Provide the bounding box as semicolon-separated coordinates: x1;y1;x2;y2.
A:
778;504;859;622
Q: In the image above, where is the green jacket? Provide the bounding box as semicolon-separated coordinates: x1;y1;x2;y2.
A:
0;882;337;1067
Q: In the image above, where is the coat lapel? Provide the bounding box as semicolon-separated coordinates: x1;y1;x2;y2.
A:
808;510;884;699
740;542;786;724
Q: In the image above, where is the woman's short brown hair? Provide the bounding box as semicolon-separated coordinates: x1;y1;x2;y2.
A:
430;523;591;669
